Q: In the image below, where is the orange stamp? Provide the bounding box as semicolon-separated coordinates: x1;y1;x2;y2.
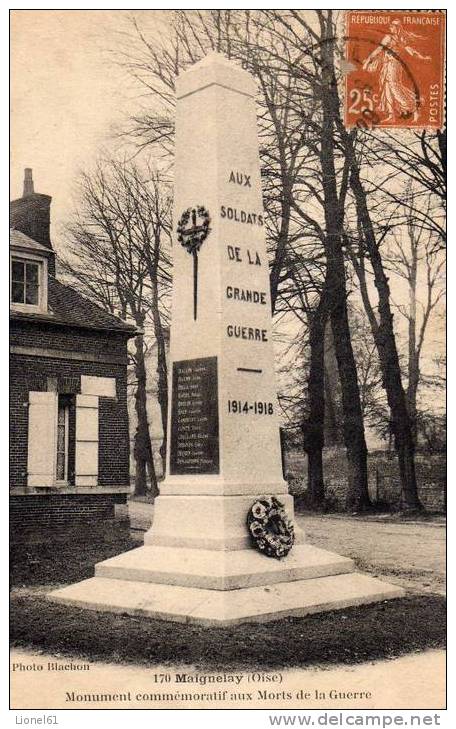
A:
344;10;446;129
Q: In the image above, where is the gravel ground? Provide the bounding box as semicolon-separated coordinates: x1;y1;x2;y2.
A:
303;515;445;594
128;500;445;594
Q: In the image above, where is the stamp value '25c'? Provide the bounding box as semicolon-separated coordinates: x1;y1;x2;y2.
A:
344;10;445;130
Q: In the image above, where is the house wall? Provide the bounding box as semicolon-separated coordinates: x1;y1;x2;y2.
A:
10;321;131;490
10;319;128;358
10;493;128;545
10;174;135;542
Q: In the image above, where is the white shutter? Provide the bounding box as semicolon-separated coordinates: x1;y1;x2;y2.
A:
81;375;116;398
27;391;57;487
75;394;99;486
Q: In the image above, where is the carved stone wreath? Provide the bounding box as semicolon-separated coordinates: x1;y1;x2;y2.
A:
247;496;294;560
177;205;211;255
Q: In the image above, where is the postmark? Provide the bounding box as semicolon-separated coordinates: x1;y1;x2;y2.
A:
344;10;445;130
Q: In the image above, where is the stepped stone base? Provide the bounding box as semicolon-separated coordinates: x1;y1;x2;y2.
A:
48;543;404;626
49;572;403;626
94;544;353;590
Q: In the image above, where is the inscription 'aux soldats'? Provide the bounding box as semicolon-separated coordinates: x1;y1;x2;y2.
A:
220;206;264;226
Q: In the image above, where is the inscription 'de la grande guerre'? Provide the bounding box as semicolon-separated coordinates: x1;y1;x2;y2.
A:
223;171;269;343
170;169;271;475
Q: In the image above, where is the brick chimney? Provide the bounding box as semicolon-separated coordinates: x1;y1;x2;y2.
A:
23;167;34;196
10;169;53;250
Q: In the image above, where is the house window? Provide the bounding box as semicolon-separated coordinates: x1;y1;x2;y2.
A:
27;391;77;488
11;259;40;306
56;395;71;483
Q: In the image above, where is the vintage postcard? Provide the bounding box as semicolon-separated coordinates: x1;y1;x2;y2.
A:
10;8;446;718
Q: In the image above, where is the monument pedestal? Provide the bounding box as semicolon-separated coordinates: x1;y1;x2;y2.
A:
49;53;404;625
144;492;299;550
50;543;403;625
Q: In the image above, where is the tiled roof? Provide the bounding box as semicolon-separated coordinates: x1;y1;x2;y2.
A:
10;228;52;253
47;278;137;333
10;227;136;335
11;276;136;335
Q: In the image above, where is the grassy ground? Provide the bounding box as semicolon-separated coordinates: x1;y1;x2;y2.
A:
10;522;446;670
10;591;446;671
11;534;140;588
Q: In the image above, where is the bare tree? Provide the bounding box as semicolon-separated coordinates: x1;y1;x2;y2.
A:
361;128;446;250
244;9;372;509
261;9;436;510
387;188;445;443
340;126;444;510
61;157;171;496
111;10;449;512
102;161;172;479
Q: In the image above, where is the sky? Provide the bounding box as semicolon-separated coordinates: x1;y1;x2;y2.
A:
10;10;137;248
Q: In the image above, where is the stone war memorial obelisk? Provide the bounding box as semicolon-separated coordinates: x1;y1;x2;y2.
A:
50;54;403;625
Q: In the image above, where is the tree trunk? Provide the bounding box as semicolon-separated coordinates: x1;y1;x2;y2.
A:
145;235;169;476
406;362;419;446
318;15;371;512
327;256;370;511
323;324;344;446
263;85;293;316
302;293;328;507
133;329;158;498
270;193;291;314
324;367;340;446
307;449;324;507
407;245;419;444
134;456;148;498
396;441;419;511
151;297;168;471
348;162;422;511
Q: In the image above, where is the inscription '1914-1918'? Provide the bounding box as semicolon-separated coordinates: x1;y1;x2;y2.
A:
228;399;274;415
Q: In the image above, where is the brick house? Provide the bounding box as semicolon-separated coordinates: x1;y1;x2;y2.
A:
10;170;136;540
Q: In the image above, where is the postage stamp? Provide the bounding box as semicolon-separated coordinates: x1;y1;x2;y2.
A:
344;10;446;130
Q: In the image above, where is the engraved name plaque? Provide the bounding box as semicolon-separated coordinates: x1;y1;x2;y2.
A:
170;356;219;475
